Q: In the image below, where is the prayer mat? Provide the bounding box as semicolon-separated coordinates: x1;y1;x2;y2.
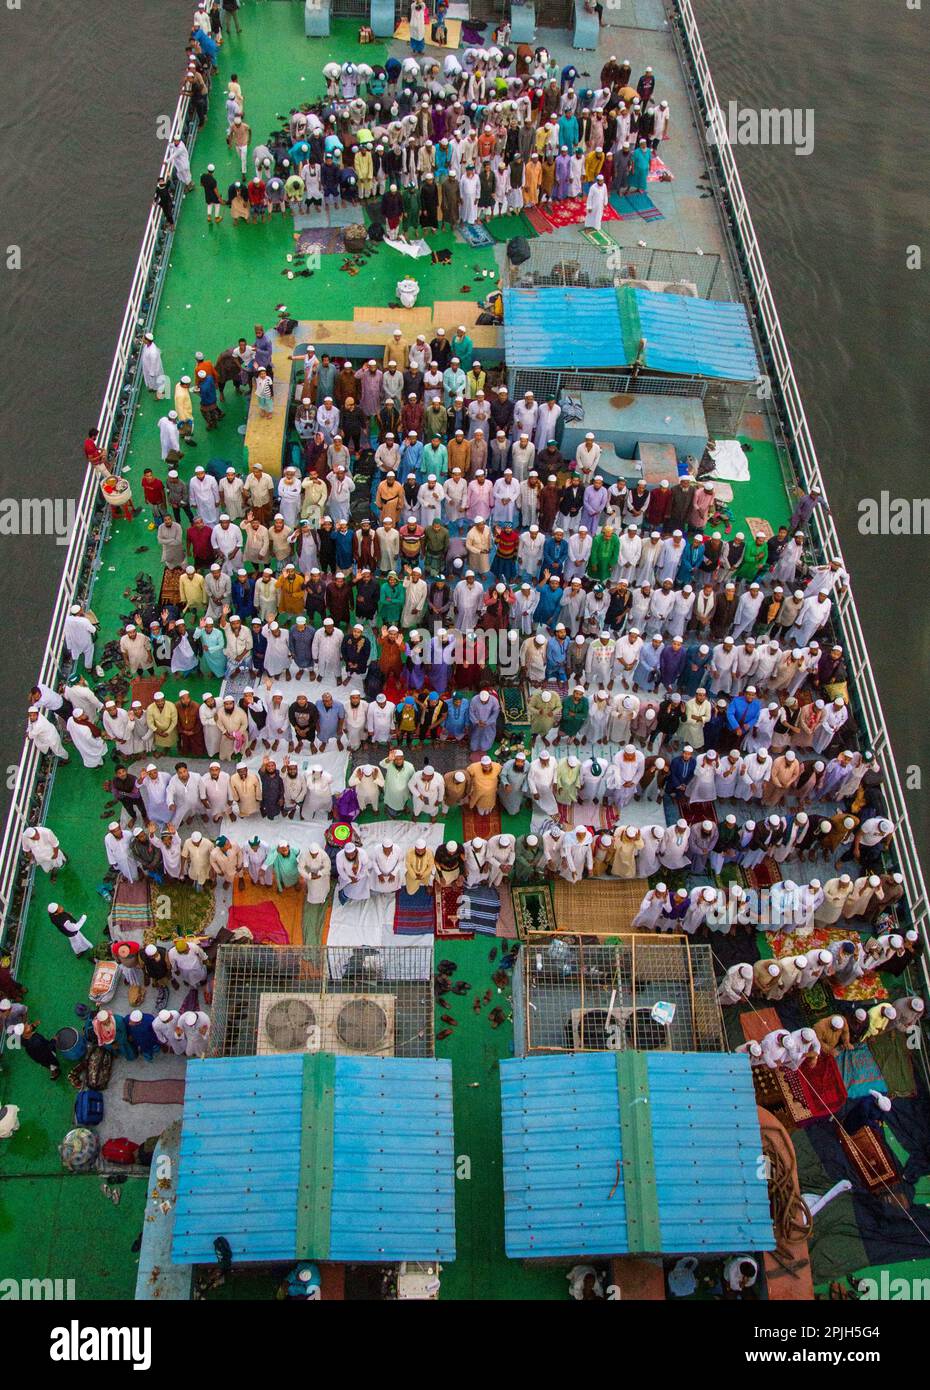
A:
161;878;216;940
795;1052;847;1123
458;222;494;248
511;884;556;939
837;1042;887;1099
501;682;529;729
838;1124;899;1193
226;901;289;946
394;886;436;936
769;925;888;1003
579;226;615;252
123;1078;186;1105
159;567;183;607
677;796;717;827
461;804;502;841
524;204;556;235
740;1006;782;1044
744;516;774;543
647;154;675;182
745;856;781;890
232;878;305;946
551;877;646;936
485;210;538;243
296;226;348;256
458;883;500;936
435;882;473;939
110;878;154;939
799;981;834;1021
535;196;621;231
869;1030;917;1098
131;675;161;710
610;192;664;222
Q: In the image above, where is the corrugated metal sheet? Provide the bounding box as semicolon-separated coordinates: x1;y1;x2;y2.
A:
647;1053;775;1253
172;1054;456;1266
619;286;759;381
501;1054;629;1258
173;1055;304;1265
500;1052;774;1259
330;1057;456;1262
502;287;624;369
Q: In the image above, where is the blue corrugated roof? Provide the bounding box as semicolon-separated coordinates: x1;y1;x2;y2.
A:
330;1056;456;1262
500;1052;774;1259
646;1053;775;1254
174;1055;305;1265
501;1054;629;1258
624;287;759;381
172;1055;455;1265
502;287;624;369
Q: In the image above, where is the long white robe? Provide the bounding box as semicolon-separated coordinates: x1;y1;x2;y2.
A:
142;341;166;390
66;716;106;768
104;830;138;881
21;827;65;873
299;845;332;904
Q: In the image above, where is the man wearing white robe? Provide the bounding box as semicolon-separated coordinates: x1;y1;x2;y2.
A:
104;823;138;881
166;138;193;188
158;412;181;460
584;174;609;229
410;766;445;819
64;605;96;668
349;763;384;811
180;1009;211;1059
137;766;172;823
717;963;754;1006
66;713;106;768
154;1009;186;1055
787;591;832;648
336;845;372;901
631;883;670;930
167;767;204;826
298;844;331;903
200;764;231;822
464;837;490;887
453;573;484;629
21;826;66;876
560;827;593;884
168;938;209;987
528;750;558;815
102;701;134;756
312;621;343;682
365;696;395;746
190;469;221;524
304;766;334;819
141;333;165;391
812;696;849;755
210;517;244;573
371;843;404;894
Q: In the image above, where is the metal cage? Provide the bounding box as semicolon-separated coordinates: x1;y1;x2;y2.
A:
208;944;436;1059
519;935;725;1055
505;237;725;301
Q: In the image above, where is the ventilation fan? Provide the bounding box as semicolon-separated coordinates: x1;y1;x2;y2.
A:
568;1006;630;1051
255;993;396;1056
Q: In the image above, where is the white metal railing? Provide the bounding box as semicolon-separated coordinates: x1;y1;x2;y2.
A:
0;84;195;953
674;0;930;962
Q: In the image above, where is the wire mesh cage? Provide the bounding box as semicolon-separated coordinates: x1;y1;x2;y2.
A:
209;944;436;1059
504;238;724;301
519;936;724;1054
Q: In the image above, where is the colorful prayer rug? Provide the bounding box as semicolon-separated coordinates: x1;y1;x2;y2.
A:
677;797;717;827
501;682;529;730
458;883;500;936
110;878;154;939
461;804;503;841
435;882;473;939
394;886;436;936
296;226;348;256
647;154;675;183
610;192;664;222
769;925;888;1003
838;1125;899;1193
226;902;289;946
795;1052;847;1122
458;222;494;248
745;856;781;890
511;884;556;939
837;1042;887;1099
531;195;621;232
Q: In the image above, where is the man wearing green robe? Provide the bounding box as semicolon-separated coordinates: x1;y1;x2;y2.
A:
528;689;561;738
264;840;302;890
588;524;619;583
512;833;546;884
379;574;405;626
555;755;582;805
381;750;415;816
559;687;589;740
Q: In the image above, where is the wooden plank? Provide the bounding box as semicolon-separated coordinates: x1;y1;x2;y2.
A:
352;305;434;328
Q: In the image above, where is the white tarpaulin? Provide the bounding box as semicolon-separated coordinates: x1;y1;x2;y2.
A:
385;236;432;259
706;439;751;483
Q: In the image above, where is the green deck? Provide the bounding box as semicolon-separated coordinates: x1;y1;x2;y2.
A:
0;1;910;1302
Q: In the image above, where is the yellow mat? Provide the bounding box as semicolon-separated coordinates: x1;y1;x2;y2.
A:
394;17;461;48
551;878;648;936
243;337;294;479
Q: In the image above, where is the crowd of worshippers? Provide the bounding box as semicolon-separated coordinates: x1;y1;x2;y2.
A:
735;1000;925;1074
185;46;669;228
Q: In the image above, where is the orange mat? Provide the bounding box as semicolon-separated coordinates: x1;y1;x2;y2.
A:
231;877;305;946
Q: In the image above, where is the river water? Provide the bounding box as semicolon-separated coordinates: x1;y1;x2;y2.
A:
0;0;927;864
